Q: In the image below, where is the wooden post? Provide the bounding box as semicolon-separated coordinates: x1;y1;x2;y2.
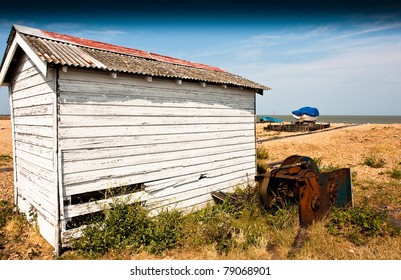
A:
8;86;18;205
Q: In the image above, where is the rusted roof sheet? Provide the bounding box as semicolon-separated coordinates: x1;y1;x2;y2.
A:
13;25;270;91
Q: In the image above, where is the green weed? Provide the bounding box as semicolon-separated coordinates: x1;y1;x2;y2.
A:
72;200;183;256
256;146;269;160
326;202;398;246
0;200;13;229
388;168;401;180
144;209;183;255
363;152;386;168
0;154;12;167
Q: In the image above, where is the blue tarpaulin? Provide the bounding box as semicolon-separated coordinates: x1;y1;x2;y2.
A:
292;107;319;117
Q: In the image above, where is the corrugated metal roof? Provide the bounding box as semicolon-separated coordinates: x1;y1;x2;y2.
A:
14;25;270;91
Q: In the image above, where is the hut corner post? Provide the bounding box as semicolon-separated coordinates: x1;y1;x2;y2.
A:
8;86;18;206
54;67;62;256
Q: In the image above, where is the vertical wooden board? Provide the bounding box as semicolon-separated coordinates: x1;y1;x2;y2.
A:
9;82;18;205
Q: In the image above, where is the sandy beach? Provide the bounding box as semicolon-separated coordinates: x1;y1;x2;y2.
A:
1;119;401;259
257;122;401;183
0;119;14;203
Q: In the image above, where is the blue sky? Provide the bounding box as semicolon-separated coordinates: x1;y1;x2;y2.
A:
0;1;400;116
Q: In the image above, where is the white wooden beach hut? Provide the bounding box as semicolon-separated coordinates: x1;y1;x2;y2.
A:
0;25;270;254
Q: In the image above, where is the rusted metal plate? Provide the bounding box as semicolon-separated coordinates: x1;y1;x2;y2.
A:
298;170;330;227
260;155;353;228
319;168;353;208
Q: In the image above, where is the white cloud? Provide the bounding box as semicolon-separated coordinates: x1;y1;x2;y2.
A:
235;22;401;115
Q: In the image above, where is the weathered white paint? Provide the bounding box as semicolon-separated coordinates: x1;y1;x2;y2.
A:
7;59;259;251
17;197;56;246
0;34;18;85
62;143;255;175
59;130;255;150
14;33;48;76
14;133;53;148
0;31;47;84
57;68;257;231
62;136;254;161
64;155;255;196
9;54;57;248
63;191;148;219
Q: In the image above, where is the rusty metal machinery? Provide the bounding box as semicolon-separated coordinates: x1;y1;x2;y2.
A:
257;155;353;227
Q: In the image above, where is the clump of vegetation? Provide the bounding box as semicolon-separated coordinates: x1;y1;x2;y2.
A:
363;151;386;168
256;146;269;160
0;154;12;167
257;161;270;175
0;200;30;254
0;200;13;250
72;200;183;256
0;200;13;229
326;202;398;246
321;163;343;173
194;209;238;254
256;146;270;174
313;157;323;168
72;184;298;256
265;205;298;230
388;167;401;180
145;209;184;254
185;186;264;254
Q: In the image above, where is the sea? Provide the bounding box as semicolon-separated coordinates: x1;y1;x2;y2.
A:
256;115;401;124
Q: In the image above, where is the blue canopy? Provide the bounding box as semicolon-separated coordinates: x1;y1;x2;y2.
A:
292;107;319;117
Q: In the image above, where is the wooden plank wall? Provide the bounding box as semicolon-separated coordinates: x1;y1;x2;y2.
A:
58;68;257;220
10;54;57;245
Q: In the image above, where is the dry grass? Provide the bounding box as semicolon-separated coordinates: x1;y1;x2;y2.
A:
1;120;401;260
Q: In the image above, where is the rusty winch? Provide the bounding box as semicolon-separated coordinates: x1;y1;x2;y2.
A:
256;155;353;227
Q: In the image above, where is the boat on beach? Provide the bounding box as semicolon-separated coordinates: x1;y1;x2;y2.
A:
292;107;319;122
261;116;283;123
